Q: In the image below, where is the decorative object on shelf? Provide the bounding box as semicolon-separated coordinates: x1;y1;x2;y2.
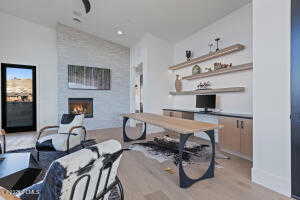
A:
175;75;182;92
214;62;232;71
169;87;245;95
209;43;214;54
215;38;221;52
205;67;213;72
192;65;201;75
169;44;245;71
182;63;253;80
185;50;192;61
196;81;211;90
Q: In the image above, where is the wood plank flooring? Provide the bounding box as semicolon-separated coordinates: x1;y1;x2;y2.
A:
6;128;291;200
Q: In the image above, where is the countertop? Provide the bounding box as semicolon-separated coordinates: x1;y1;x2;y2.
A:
163;108;253;119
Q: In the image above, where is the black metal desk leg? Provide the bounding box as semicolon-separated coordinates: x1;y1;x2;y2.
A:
178;130;215;188
123;117;147;142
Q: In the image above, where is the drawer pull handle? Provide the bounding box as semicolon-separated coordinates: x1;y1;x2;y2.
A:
237;120;239;128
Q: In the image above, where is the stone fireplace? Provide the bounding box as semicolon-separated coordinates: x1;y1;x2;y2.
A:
68;98;93;118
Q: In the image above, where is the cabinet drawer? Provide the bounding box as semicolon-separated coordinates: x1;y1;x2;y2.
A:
163;110;171;117
172;111;183;118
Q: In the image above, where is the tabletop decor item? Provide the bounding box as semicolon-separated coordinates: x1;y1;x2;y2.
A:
196;81;211;90
192;65;201;75
185;50;192;61
175;75;182;92
215;38;221;51
214;62;232;70
205;67;213;72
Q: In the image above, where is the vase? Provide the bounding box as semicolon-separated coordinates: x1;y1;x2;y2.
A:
175;75;182;92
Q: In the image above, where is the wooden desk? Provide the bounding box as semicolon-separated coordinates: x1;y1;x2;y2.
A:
121;113;222;188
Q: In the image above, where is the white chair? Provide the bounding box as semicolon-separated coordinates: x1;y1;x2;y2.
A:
35;114;87;161
0;140;124;200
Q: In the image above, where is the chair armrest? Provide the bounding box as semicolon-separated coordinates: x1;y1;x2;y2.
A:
36;126;59;141
66;126;87;151
0;187;21;200
0;129;6;153
0;129;6;136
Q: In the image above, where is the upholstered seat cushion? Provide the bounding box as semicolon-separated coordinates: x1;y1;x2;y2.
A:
36;133;82;152
58;114;84;138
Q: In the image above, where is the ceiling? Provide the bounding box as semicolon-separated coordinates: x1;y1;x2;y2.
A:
0;0;251;47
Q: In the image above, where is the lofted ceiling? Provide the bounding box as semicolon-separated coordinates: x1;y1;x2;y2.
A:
0;0;251;47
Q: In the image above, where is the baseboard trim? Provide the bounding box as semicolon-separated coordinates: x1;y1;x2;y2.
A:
252;168;291;197
220;148;252;161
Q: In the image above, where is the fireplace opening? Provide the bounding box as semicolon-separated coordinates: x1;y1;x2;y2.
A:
68;98;93;118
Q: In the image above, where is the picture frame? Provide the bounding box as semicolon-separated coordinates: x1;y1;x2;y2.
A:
68;65;111;90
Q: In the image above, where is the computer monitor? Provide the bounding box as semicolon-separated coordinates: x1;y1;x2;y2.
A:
196;95;216;112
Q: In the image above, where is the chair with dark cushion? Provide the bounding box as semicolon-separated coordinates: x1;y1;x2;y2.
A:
35;114;86;161
0;129;6;155
0;140;124;200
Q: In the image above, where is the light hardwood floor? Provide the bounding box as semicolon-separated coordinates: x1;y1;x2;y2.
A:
6;128;291;200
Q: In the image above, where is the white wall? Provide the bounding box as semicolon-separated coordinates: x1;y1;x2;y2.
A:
130;33;173;132
171;4;253;114
131;34;173;115
0;11;58;130
252;0;291;197
56;24;130;130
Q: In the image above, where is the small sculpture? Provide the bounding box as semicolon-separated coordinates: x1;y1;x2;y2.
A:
185;50;192;61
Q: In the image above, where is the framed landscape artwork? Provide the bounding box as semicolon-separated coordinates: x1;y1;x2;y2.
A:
68;65;111;90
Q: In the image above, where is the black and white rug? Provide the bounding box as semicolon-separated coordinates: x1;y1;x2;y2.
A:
128;136;211;165
129;136;228;166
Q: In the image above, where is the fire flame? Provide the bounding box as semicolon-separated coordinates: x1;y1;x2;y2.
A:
72;104;86;114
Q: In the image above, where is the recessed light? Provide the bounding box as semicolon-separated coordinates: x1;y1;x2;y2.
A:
117;30;124;35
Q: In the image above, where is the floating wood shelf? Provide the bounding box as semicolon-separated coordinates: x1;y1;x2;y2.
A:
169;44;245;71
182;63;253;80
169;87;245;95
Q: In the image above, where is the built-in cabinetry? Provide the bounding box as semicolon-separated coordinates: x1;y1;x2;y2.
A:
163;110;194;137
218;117;253;160
163;110;194;120
162;109;253;161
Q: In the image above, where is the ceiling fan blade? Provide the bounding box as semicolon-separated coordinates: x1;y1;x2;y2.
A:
82;0;91;14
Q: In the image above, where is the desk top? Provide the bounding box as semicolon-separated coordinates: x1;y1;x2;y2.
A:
121;113;222;134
